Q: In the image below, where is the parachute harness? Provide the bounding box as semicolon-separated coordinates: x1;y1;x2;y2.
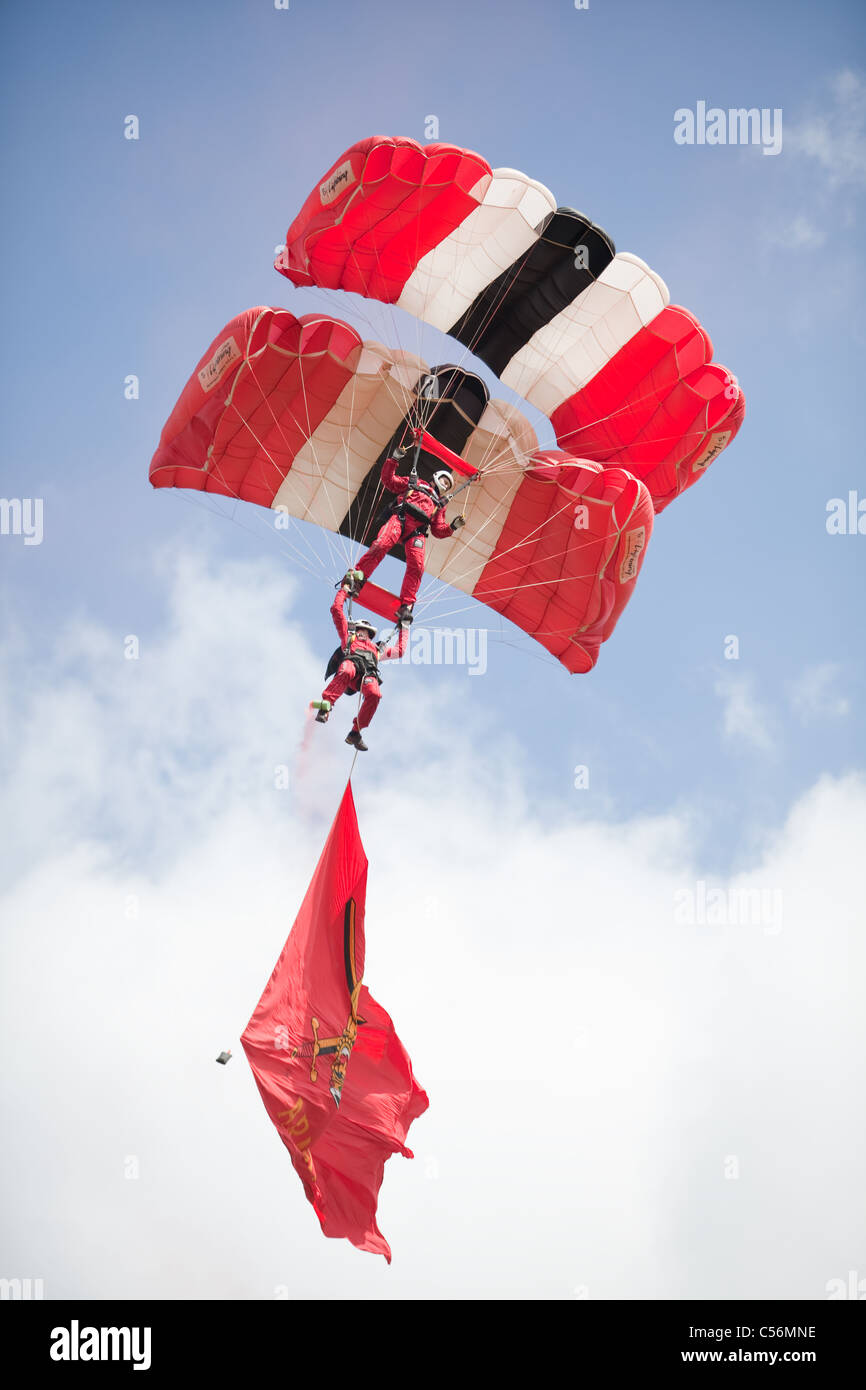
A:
409;420;477;525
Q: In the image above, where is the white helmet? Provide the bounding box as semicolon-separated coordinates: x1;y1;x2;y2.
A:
350;618;376;639
433;469;453;497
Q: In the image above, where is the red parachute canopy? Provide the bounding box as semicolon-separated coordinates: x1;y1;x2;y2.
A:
150;306;654;673
151;135;744;674
276;135;744;513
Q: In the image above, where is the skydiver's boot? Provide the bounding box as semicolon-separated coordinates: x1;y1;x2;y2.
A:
311;700;331;724
339;568;365;596
395;603;415;625
345;728;368;752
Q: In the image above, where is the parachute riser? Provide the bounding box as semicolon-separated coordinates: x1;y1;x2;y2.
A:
409;440;422;488
442;471;479;516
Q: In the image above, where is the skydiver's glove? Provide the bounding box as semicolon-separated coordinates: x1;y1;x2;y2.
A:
392;445;407;460
450;515;466;531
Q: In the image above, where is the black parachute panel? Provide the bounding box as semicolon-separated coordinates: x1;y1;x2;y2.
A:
448;209;615;377
337;365;489;555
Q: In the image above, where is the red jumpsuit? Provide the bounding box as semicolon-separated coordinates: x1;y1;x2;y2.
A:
321;591;408;732
355;456;454;606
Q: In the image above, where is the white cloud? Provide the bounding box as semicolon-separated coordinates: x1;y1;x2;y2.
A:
764;68;866;255
715;674;775;753
786;69;866;191
789;663;851;722
1;553;864;1299
764;212;826;251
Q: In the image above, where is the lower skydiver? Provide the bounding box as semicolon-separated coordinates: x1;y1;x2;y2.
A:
312;589;408;751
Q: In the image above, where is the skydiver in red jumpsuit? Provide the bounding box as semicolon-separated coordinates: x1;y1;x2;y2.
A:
341;445;465;624
313;590;408;751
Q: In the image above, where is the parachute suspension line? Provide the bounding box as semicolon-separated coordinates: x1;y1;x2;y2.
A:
245;338;441;602
416;541;617;617
185;375;333;583
288;195;720;487
349;422;394;554
250;304;546;585
278;206;673;606
465;275;735;460
421;424;650;602
288;267;534;499
442;234;542;375
283;356;357;568
439;252;721;470
389;185;569;448
290;283;426;441
244;356;354;576
333;190;505;493
219;351;345;576
219;388;346;582
414;492;603;603
309;233;428;556
423;472;525;594
442;471;478;508
379;163;527;425
483;630;563;669
336;351;368;573
166;479;332;591
409;438;421;489
414;462;640;621
535;380;723;460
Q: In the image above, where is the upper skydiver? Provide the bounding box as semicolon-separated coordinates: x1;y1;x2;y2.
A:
340;438;465;626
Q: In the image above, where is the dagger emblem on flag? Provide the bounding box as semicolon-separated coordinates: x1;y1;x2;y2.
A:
292;897;365;1107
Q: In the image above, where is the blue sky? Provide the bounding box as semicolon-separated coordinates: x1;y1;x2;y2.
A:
2;0;864;853
1;0;865;1298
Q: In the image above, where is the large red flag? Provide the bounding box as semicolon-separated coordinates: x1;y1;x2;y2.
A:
241;783;428;1261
